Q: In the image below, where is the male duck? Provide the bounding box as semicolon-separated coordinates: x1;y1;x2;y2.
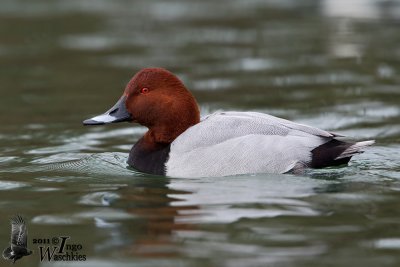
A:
83;68;374;177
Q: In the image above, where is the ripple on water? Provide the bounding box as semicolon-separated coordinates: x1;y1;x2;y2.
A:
0;180;28;190
60;35;120;50
297;102;400;132
193;78;235;91
46;152;135;177
374;238;400;249
13;152;137;179
33;208;134;225
0;156;19;164
272;72;372;87
180;241;326;266
26;127;145;155
30;153;92;164
167;174;330;223
78;191;120;206
32;215;82;225
39;259;185;267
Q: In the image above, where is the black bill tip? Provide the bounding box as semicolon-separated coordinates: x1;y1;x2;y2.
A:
82;96;132;126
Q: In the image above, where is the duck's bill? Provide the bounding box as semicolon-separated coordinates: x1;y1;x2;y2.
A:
83;96;132;125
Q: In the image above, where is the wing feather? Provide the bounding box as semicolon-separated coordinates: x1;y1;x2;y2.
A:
172;111;334;154
222;112;337;137
10;215;28;249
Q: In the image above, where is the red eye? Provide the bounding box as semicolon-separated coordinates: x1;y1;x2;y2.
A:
140;87;149;94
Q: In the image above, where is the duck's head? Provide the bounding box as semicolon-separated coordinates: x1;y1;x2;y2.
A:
83;68;200;143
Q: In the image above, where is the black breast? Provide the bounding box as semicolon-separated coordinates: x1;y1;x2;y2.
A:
127;138;171;175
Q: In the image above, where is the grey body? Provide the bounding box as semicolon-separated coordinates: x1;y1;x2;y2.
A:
165;112;374;177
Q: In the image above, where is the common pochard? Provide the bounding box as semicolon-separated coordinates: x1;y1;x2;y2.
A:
83;68;374;177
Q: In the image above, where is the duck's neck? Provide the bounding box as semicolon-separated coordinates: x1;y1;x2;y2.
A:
146;102;201;143
146;122;195;144
127;136;171;175
128;118;200;175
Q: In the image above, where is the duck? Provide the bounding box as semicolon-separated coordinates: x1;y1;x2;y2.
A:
83;68;374;178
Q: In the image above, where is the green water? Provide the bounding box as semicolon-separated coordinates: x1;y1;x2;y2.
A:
1;0;400;266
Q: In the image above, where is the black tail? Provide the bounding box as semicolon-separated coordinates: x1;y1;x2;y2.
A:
310;139;374;168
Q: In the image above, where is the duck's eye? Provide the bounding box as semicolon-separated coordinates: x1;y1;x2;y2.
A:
140;87;149;94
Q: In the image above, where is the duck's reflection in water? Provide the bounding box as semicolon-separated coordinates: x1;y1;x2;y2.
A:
99;174;328;259
107;177;198;258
